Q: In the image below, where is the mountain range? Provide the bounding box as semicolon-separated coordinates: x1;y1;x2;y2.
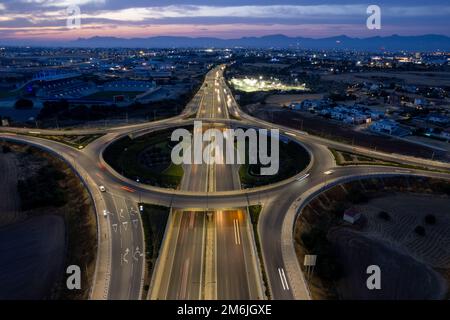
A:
2;34;450;51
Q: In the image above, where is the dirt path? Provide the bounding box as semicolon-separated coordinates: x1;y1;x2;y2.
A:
0;153;23;226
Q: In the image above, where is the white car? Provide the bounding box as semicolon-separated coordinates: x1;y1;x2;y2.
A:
324;170;335;175
99;185;106;192
103;209;108;217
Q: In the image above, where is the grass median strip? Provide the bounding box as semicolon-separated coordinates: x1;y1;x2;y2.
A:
330;148;450;174
248;204;271;299
2;132;103;149
138;203;170;299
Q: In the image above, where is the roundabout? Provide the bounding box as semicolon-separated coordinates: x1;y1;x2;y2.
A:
1;64;449;300
101;120;311;193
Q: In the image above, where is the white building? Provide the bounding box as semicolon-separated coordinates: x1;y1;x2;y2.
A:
343;208;361;224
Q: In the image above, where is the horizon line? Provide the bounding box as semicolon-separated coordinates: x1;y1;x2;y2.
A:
1;33;450;43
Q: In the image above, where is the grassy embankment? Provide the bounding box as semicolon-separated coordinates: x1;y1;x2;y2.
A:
2;132;104;149
248;204;271;299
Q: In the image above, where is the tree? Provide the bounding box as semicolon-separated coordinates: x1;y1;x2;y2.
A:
14;98;34;110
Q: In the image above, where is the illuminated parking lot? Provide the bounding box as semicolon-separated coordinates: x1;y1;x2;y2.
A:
230;77;309;93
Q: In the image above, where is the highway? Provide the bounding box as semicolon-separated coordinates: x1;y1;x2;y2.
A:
165;210;205;300
1;64;449;301
151;66;263;300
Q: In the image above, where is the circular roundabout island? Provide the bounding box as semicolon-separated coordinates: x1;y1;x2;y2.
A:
103;124;311;191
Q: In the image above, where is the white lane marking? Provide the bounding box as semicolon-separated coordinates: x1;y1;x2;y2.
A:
233;219;241;245
132;219;138;228
278;268;290;291
122;221;128;231
123;248;129;264
281;268;290;290
278;268;285;290
112;223;118;232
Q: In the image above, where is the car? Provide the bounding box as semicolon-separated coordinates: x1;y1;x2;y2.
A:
99;185;106;192
103;209;108;217
324;170;335;175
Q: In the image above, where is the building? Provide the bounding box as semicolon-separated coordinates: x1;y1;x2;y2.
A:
343;208;361;224
35;77;97;99
370;119;411;137
370;119;398;135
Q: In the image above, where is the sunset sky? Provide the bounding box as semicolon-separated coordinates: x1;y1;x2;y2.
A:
0;0;449;41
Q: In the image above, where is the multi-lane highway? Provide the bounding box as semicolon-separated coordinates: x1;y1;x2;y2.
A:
1;64;449;301
151;66;263;300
